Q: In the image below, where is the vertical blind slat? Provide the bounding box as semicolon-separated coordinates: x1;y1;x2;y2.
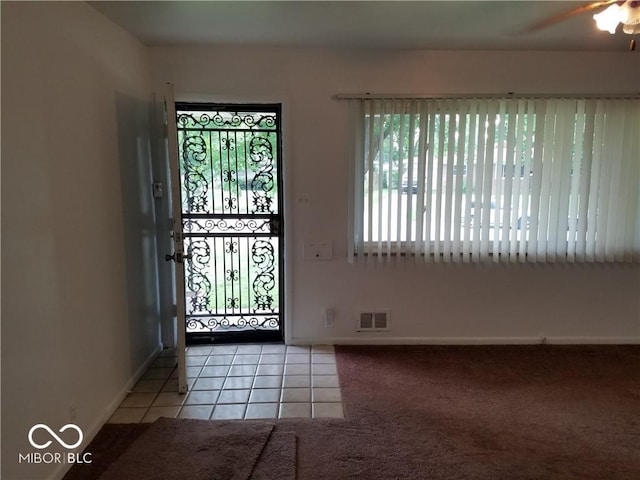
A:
396;100;406;259
576;100;595;262
509;99;525;262
365;100;374;260
453;101;467;262
500;100;515;261
405;101;417;256
434;101;445;262
473;102;488;261
567;100;585;262
492;100;506;262
552;101;568;261
443;100;456;262
587;101;605;262
518;100;535;261
376;101;387;261
425;104;436;258
463;100;478;263
416;100;429;262
386;101;395;259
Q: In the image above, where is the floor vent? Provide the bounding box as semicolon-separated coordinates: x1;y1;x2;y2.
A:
357;311;390;331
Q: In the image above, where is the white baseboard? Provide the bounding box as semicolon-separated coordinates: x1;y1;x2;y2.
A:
292;336;640;345
50;343;163;480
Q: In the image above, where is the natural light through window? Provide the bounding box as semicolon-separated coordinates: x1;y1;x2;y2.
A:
348;97;640;264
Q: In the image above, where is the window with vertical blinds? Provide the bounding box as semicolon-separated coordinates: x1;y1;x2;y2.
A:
347;97;640;264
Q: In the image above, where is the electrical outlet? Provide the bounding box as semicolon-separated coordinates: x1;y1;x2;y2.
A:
303;239;333;260
325;308;335;328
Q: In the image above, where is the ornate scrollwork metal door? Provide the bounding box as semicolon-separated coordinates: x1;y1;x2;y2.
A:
175;103;283;343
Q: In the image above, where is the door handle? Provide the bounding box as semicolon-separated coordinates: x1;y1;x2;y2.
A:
165;252;192;263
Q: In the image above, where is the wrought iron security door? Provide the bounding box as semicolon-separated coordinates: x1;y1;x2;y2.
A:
176;103;283;343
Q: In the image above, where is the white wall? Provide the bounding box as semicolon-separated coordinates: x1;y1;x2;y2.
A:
150;46;640;345
1;3;158;479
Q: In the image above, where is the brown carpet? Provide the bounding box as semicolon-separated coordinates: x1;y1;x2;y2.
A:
97;418;275;480
315;345;640;480
251;431;296;480
63;424;150;480
64;345;640;480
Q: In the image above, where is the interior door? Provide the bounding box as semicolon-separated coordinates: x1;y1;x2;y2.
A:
174;102;284;344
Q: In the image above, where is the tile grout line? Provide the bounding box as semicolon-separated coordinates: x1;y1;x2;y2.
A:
112;345;343;423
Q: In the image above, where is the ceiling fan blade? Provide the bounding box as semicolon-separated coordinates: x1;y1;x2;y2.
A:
525;0;619;32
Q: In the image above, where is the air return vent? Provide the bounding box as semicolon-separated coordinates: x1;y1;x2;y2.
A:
357;311;390;332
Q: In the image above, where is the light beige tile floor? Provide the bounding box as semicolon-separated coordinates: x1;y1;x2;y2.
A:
108;344;343;423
